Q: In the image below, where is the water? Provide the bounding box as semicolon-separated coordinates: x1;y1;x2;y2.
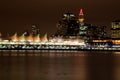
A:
0;50;120;80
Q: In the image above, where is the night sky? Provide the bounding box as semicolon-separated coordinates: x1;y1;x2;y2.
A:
0;0;120;36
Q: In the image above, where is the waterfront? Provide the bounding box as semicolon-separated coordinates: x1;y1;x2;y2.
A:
0;51;120;80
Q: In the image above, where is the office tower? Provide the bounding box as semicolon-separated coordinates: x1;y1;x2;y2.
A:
78;9;88;40
55;13;79;37
111;20;120;39
31;25;39;36
78;9;84;24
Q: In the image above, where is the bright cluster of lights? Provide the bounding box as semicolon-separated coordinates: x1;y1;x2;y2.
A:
10;33;48;43
49;38;85;46
0;34;85;46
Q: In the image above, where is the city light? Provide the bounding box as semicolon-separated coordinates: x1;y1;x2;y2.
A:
0;9;119;51
0;32;86;50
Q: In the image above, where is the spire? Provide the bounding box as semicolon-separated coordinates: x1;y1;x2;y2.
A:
79;9;84;15
78;9;84;23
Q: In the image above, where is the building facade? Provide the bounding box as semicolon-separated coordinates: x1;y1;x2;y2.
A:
55;13;79;37
111;20;120;39
31;25;40;36
54;9;107;40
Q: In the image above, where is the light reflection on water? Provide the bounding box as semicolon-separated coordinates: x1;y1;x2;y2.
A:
0;50;88;57
0;50;119;57
0;51;120;80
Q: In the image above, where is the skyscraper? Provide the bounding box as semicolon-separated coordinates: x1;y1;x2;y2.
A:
62;13;76;22
55;13;79;37
31;25;40;36
78;9;84;24
111;20;120;39
54;9;107;40
78;9;89;40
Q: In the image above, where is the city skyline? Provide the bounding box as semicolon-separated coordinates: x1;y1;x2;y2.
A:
0;0;120;36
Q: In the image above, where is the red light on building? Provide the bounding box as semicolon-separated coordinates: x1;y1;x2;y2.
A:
79;9;84;15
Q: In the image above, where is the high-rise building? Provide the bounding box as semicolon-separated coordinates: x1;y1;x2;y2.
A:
54;9;107;40
55;21;68;36
62;13;79;36
78;9;107;40
88;25;107;39
78;9;84;24
31;25;39;36
55;13;79;37
62;13;76;22
111;20;120;39
78;9;89;40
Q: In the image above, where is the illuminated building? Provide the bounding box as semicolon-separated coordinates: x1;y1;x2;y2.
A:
55;13;79;37
78;9;89;40
34;34;40;42
11;33;18;42
78;9;84;24
78;9;107;40
27;34;33;42
62;13;76;22
31;25;40;36
111;20;120;39
54;9;107;40
0;9;118;50
19;33;26;42
41;33;48;42
55;21;68;36
63;13;79;36
88;26;107;39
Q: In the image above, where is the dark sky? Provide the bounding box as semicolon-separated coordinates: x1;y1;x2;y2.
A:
0;0;120;36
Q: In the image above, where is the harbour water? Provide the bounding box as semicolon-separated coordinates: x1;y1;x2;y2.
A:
0;50;120;80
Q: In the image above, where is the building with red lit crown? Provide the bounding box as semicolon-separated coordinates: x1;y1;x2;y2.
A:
54;9;107;40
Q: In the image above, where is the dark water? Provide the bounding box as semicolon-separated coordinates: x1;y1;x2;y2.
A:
0;50;120;80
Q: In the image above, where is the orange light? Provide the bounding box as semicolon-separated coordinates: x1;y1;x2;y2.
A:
79;19;84;23
34;37;40;42
11;33;18;42
27;35;33;42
